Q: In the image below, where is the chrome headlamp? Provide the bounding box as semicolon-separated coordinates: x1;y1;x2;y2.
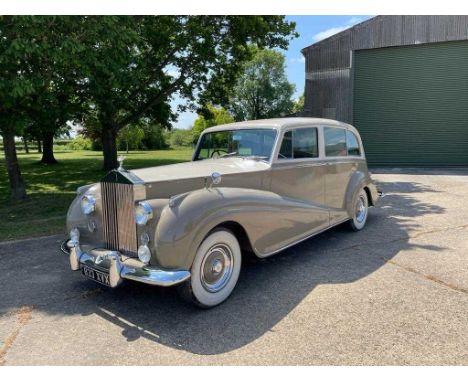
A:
135;201;153;226
80;194;96;215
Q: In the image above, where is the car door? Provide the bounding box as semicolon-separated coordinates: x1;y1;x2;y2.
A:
267;126;329;250
323;126;356;224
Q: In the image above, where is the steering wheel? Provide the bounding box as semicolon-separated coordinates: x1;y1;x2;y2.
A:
211;149;229;158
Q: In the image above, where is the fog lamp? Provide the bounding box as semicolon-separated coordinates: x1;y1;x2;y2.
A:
138;244;151;264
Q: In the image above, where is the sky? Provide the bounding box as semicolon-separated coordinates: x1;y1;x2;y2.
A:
172;15;372;129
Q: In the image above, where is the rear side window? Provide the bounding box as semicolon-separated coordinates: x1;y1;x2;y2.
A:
278;128;318;159
324;127;347;157
346;130;361;156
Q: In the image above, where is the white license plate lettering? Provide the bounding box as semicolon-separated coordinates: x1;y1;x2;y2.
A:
82;266;110;286
83;266;95;278
96;271;110;284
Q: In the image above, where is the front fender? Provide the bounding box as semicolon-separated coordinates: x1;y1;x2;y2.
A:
66;183;104;247
153;187;328;269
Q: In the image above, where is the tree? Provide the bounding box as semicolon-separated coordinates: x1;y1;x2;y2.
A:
117;125;145;153
76;16;297;170
228;49;296;121
191;104;235;143
0;16;40;200
28;80;83;164
292;93;305;114
0;16;84;199
169;129;194;147
141;124;168;150
0;115;28;200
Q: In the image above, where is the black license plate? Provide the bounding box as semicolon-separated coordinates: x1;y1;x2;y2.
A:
81;265;111;286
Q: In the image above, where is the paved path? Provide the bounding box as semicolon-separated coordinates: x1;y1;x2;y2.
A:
0;170;467;365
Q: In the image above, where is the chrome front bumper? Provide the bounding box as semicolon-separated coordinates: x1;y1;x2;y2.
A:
60;239;190;288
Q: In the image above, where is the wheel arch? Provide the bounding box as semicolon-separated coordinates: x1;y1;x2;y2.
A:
363;186;374;206
207;220;255;255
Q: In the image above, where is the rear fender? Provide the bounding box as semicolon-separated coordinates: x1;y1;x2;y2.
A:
344;171;370;218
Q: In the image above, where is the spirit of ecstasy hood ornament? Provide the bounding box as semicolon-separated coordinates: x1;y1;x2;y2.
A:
117;155;126;171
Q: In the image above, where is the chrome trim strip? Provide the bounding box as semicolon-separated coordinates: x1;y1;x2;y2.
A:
61;239;190;288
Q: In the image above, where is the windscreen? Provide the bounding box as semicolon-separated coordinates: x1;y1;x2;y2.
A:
195;128;277;161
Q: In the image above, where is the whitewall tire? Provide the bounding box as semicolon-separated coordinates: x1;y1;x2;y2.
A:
178;229;242;308
349;189;369;231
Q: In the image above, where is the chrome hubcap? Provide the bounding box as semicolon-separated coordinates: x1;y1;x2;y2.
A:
355;195;367;224
200;244;234;293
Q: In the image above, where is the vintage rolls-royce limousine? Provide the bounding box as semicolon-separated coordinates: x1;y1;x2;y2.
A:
61;118;380;307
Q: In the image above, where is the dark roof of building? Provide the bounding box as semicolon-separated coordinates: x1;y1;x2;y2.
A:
301;16;379;53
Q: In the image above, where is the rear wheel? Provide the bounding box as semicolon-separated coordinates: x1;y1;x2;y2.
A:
178;229;241;308
349;189;369;231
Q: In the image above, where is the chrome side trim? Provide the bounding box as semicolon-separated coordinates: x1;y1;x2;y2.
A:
61;239;190;288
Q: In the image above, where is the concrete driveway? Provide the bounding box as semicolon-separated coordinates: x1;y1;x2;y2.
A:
0;170;467;365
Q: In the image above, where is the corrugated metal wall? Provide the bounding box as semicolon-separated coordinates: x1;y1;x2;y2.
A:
353;40;468;166
302;15;468;123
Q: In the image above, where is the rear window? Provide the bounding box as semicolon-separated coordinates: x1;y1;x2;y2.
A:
346;130;361;156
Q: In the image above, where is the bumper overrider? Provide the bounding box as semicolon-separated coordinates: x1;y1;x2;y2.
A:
60;239;190;288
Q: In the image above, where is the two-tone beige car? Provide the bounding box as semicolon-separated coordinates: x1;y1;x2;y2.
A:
62;118;380;308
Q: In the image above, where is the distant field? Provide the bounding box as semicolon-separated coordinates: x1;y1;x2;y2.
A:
0;149;193;241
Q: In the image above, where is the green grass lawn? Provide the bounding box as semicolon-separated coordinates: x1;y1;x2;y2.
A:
0;148;193;242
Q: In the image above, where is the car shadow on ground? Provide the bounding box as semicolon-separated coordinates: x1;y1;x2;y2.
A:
0;179;447;356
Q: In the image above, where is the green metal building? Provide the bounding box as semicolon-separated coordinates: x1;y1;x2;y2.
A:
301;16;468;166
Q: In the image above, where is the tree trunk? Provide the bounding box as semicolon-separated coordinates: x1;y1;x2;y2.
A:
2;129;27;200
37;139;42;153
41;131;58;164
23;136;29;154
102;127;118;171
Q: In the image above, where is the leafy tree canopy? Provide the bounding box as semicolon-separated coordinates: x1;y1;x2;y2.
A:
228;49;296;121
292;93;305;114
73;16;297;169
192;104;235;143
0;16;86;197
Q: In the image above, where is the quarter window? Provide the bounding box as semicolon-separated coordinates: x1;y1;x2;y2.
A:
346;130;361;156
324;127;347;157
279;131;293;159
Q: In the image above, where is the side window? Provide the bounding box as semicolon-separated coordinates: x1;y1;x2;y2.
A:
293;128;318;158
346;130;361;156
324;127;347;157
278;128;318;159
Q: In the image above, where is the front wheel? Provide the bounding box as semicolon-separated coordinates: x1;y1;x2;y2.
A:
349;189;369;231
178;229;241;308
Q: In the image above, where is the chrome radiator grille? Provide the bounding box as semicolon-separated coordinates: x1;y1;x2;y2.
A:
101;181;138;256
